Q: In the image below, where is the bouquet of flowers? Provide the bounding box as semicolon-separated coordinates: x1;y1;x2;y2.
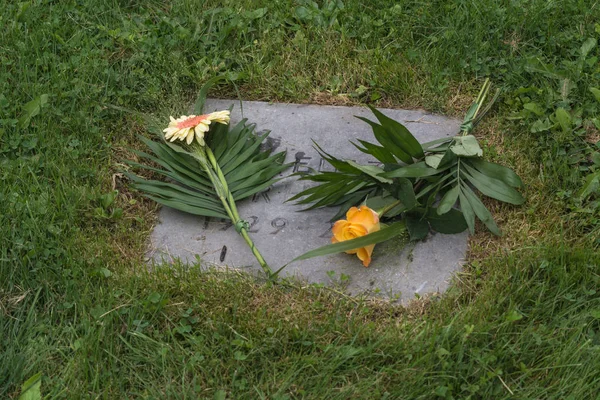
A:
127;77;523;274
125;78;290;276
290;79;524;267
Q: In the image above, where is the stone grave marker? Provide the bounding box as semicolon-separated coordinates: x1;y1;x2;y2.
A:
149;100;468;301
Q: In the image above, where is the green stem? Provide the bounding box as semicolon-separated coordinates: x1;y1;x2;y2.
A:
378;199;402;217
201;162;236;220
461;78;491;137
378;180;428;217
473;78;490;120
205;146;230;193
238;227;272;276
204;146;273;277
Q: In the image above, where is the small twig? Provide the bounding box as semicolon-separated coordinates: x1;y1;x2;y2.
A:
99;303;131;319
497;375;514;396
114;242;128;258
227;324;250;341
403;116;440;125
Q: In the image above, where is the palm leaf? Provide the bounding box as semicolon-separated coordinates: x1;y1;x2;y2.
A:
127;88;292;219
367;105;424;159
351;140;397;164
355;116;413;164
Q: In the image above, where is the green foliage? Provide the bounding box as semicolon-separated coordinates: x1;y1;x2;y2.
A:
1;0;599;398
292;85;524;241
126;107;290;220
18;95;48;130
505;34;600;216
18;373;42;400
94;190;123;221
5;247;598;399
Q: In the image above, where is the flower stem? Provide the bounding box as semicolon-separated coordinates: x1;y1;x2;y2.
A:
378;199;402;218
472;78;490;122
237;226;272;276
461;78;491;137
203;146;273;277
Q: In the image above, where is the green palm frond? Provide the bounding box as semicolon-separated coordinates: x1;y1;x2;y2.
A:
122;76;288;276
289;79;524;238
125;111;291;219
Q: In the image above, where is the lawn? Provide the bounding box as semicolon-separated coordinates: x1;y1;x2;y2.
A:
2;0;600;398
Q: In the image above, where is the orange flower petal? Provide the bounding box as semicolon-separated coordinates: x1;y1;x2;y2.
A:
331;207;381;266
347;206;379;231
332;220;350;242
345;206;359;220
176;114;210;129
356;244;375;267
344;223;367;241
369;222;381;234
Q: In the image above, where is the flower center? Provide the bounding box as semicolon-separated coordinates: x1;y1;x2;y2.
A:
177;114;209;129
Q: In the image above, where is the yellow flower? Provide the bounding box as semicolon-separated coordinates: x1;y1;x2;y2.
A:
331;205;381;267
163;110;231;146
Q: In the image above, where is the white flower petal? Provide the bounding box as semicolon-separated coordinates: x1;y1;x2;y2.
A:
174;128;189;141
163;127;177;139
208;110;231;124
195;130;205;146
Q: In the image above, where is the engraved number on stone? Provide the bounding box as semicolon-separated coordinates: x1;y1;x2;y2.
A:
252;187;271;203
248;216;259;233
219;245;227;262
293;151;312;173
270;217;288;234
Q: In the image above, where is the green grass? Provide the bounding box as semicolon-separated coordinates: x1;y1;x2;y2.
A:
2;0;600;398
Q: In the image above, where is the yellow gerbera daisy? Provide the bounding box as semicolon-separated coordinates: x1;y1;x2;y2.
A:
163;110;231;146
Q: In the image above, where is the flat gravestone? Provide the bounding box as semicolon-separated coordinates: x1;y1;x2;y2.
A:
149;100;468;301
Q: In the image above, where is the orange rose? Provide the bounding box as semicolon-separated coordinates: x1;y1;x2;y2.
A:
331;205;381;267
